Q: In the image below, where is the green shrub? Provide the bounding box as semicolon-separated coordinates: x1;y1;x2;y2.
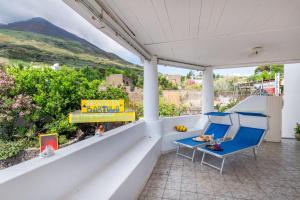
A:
130;102;187;118
158;74;178;90
44;115;77;137
0;139;27;160
7;66;100;135
6;65;130;138
294;123;300;135
0;70;39;139
159;102;186;117
58;135;69;145
215;99;239;112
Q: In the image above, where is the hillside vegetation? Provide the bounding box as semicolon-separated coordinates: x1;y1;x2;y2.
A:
0;28;140;70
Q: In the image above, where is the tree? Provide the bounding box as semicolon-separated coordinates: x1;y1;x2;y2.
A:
253;64;283;81
7;65;129;137
0;70;38;139
255;65;271;74
80;66;105;81
158;74;178;90
187;70;194;79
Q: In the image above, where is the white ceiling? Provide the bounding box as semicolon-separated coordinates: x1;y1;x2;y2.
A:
65;0;300;68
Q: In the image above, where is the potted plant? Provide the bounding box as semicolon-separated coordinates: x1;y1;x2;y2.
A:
294;123;300;141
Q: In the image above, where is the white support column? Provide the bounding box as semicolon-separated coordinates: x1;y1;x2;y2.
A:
143;56;159;122
282;63;300;138
202;67;214;114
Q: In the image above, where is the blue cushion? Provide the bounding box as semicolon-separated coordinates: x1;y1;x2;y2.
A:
175;136;206;147
204;112;231;116
233;126;265;146
235;112;267;117
201;141;249;156
200;126;265;156
204;123;230;139
175;123;230;148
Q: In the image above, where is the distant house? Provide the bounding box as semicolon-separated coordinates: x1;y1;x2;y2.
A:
166;74;181;85
106;74;133;88
50;63;60;70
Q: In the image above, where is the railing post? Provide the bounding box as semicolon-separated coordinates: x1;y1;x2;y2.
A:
143;56;159;121
143;56;162;137
202;67;214;114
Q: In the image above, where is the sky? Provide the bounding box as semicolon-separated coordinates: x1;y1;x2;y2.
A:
0;0;255;76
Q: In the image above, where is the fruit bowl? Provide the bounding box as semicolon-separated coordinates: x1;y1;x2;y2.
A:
175;125;187;132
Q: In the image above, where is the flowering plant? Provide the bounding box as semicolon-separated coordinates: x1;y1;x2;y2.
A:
0;70;15;93
11;94;38;118
0;70;38;139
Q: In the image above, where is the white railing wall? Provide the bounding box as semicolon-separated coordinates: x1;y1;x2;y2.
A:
0;120;161;200
224;96;282;142
161;114;206;152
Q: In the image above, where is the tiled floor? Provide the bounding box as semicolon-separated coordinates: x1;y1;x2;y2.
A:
139;139;300;200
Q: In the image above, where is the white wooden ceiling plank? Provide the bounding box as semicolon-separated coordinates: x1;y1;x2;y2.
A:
68;0;300;67
170;28;300;66
243;0;279;32
215;0;261;35
207;0;227;33
189;0;202;38
198;0;215;35
263;0;300;29
164;0;190;40
151;0;174;41
104;0;153;43
146;43;174;59
128;0;166;43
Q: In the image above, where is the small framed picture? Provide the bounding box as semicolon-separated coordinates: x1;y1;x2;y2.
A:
39;133;58;152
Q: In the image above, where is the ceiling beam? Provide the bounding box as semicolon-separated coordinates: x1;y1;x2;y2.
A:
64;0;151;60
213;58;300;69
158;58;206;71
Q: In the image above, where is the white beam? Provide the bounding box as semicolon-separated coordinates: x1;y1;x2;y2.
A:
143;56;159;122
202;67;214;114
63;0;151;60
158;58;206;71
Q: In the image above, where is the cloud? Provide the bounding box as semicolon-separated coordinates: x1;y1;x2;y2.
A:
0;0;140;64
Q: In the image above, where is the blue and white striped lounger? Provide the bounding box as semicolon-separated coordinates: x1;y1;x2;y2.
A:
174;112;232;161
198;112;269;174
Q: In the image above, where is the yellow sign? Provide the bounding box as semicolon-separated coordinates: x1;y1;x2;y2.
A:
81;100;125;113
69;111;135;123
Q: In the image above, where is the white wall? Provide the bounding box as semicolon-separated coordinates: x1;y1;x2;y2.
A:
160;114;207;152
161;114;203;134
226;96;282;142
0;121;157;200
282;63;300;138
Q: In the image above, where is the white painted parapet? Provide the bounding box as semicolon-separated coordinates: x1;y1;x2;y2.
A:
161;114;206;152
227;96;282;142
0;120;161;200
282;63;300;138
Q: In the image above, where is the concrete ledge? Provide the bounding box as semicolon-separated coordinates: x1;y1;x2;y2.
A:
161;127;202;153
63;136;161;200
0;120;149;200
160;115;204;152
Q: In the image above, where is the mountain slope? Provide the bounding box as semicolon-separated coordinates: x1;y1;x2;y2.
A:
0;18;139;69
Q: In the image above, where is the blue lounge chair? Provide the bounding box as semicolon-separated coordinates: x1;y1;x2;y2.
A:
174;112;232;161
198;112;269;174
